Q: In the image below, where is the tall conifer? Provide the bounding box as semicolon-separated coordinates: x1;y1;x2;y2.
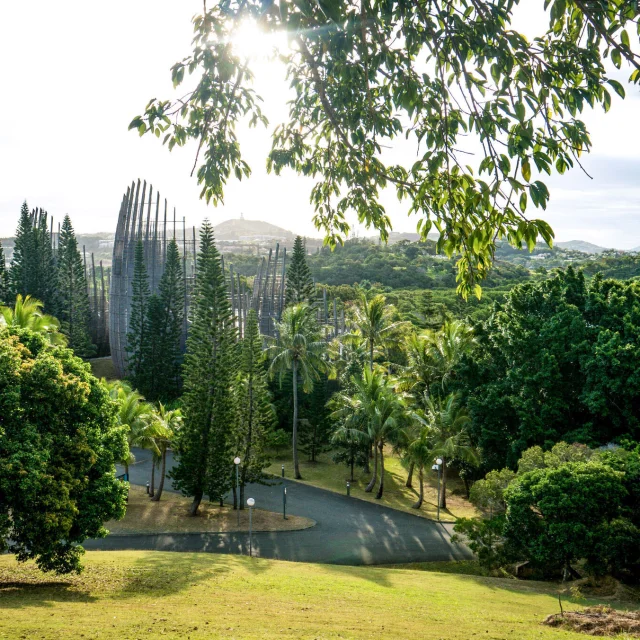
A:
56;215;95;357
0;242;9;304
126;241;151;387
234;309;275;508
33;211;56;311
285;235;314;305
10;202;35;298
170;221;237;515
145;239;185;401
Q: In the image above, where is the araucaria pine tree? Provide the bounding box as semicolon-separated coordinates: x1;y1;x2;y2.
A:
234;309;275;508
145;239;185;401
285;235;314;305
56;216;95;358
9;202;56;312
170;221;237;516
10;202;36;299
33;210;57;312
0;242;9;305
126;241;151;388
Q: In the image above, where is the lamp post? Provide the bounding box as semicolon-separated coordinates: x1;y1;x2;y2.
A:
283;486;287;520
434;458;443;521
234;456;241;525
247;497;255;557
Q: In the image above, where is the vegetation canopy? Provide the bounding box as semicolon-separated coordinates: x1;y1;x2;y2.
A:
131;0;640;296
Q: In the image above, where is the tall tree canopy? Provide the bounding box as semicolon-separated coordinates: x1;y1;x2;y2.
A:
170;221;237;515
285;235;315;305
0;242;9;305
56;216;95;358
457;268;640;470
126;241;151;388
0;328;128;574
131;1;640;296
145;238;186;401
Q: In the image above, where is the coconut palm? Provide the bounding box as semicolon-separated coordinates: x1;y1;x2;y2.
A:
0;294;66;345
330;367;404;498
268;303;327;479
107;381;155;477
405;426;433;509
347;290;406;371
150;403;182;502
415;392;479;509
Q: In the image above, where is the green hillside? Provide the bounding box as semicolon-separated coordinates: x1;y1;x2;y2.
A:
0;551;617;640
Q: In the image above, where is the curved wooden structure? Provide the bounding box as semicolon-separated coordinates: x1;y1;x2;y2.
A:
109;180;345;378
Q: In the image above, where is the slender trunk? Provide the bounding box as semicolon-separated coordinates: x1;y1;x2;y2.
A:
240;482;245;509
376;442;385;499
406;461;414;488
151;447;167;501
365;442;377;492
149;459;155;498
369;339;374;371
463;474;470;499
350;456;355;482
412;466;424;509
189;492;202;517
364;444;370;474
439;459;447;509
292;360;302;479
232;485;237;510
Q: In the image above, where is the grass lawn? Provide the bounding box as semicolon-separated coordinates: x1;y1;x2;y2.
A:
106;485;314;535
265;447;478;522
0;551;626;640
89;357;119;381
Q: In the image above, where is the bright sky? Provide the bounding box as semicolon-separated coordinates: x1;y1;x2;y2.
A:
0;1;638;248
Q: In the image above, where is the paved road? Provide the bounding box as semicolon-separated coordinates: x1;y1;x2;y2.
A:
85;448;471;566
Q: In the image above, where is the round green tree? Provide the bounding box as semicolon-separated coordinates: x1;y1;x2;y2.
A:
0;328;129;574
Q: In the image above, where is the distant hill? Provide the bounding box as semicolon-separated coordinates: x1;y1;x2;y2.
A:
555;240;610;254
213;218;296;242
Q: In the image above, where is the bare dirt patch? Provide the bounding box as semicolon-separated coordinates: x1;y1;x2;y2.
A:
543;606;640;637
106;485;315;535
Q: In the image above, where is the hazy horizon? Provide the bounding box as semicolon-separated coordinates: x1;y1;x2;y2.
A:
1;2;638;249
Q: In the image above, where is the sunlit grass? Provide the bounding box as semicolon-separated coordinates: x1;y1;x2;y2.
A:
265;447;478;522
106;484;314;535
0;551;605;640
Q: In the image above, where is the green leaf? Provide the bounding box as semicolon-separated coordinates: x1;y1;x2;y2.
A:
522;160;531;183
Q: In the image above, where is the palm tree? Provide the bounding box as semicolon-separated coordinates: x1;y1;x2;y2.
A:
399;321;473;487
0;294;66;345
415;392;479;509
268;303;326;479
405;425;433;509
107;382;155;477
150;403;182;502
347;290;406;371
330;367;404;498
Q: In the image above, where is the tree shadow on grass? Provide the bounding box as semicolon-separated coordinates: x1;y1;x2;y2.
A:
0;581;97;609
116;551;235;598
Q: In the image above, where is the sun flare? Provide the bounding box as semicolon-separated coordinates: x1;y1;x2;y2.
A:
229;19;288;61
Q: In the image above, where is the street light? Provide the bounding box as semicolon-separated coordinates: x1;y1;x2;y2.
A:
234;456;241;525
434;458;443;522
247;497;255;557
283;486;287;520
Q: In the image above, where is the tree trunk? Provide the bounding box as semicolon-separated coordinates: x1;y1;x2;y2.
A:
439;459;447;509
412;466;424;509
365;442;378;492
462;474;470;499
369;340;374;371
350;456;355;482
240;483;245;510
151;447;167;502
292;360;302;479
189;492;202;516
149;459;155;498
406;461;414;488
232;485;237;510
376;442;385;499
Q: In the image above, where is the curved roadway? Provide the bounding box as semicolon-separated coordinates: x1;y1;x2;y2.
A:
85;449;471;566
